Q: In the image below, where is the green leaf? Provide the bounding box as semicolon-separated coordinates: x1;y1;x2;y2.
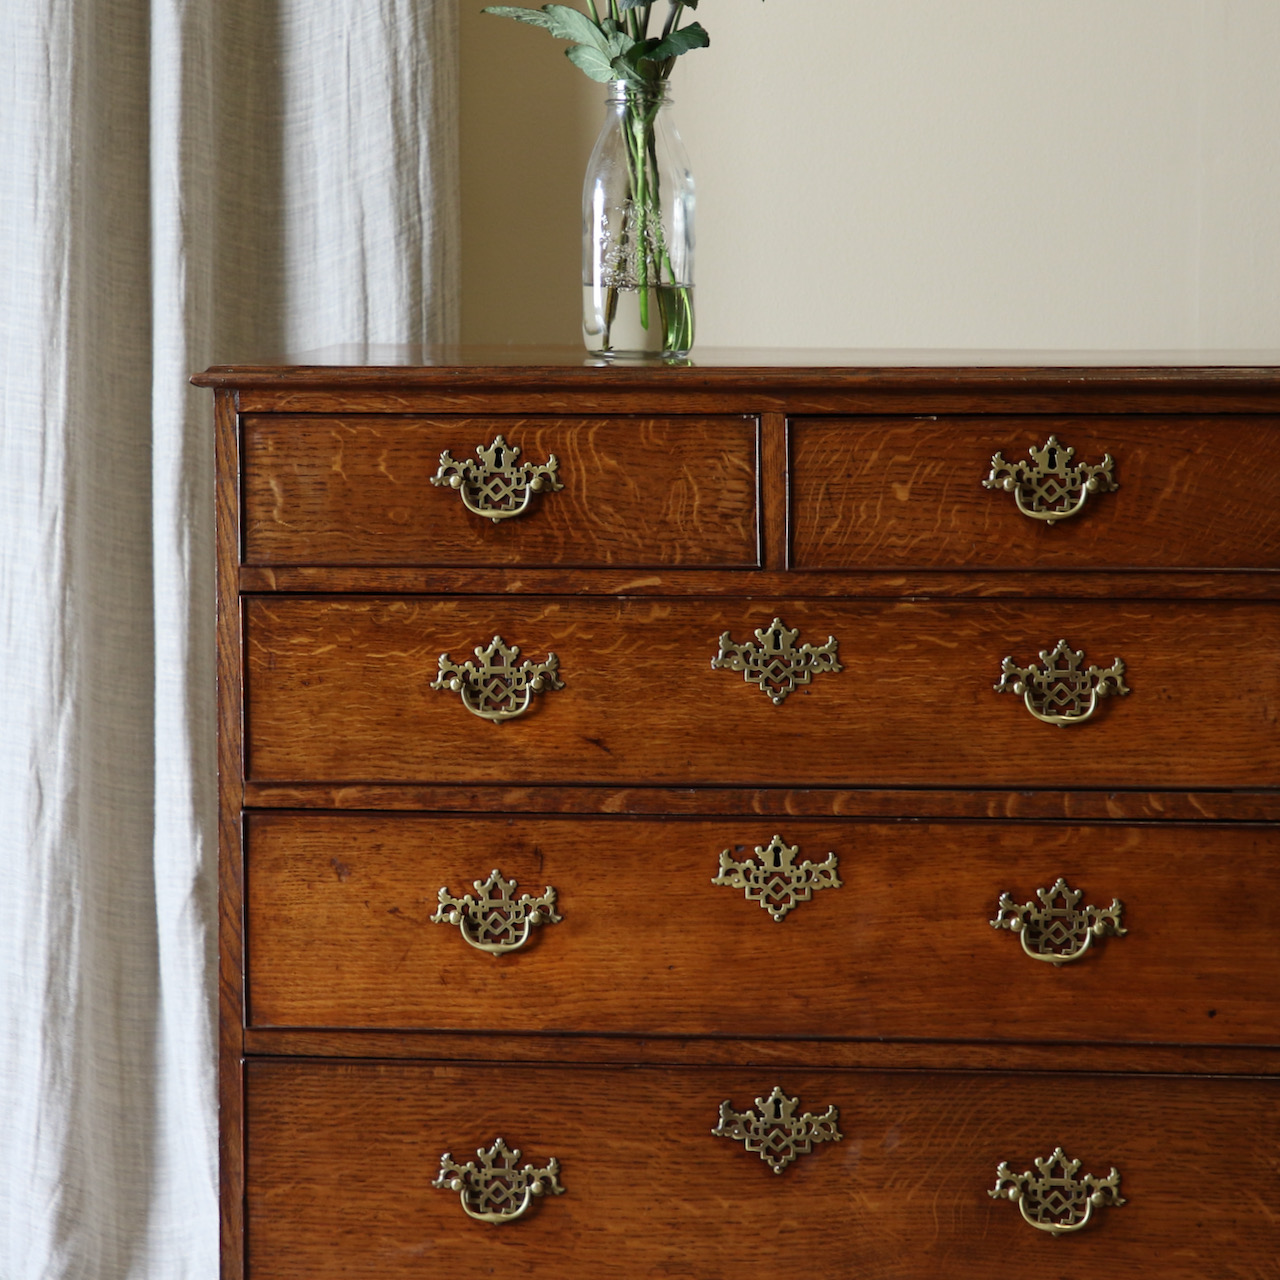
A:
541;3;610;47
481;5;559;29
483;4;609;51
609;45;653;82
645;21;708;60
621;36;662;62
566;42;617;81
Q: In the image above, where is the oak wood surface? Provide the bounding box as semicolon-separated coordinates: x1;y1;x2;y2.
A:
790;415;1280;570
245;1058;1280;1279
207;359;1280;1280
237;564;1280;599
245;813;1280;1045
241;785;1280;821
229;383;1280;421
243;595;1280;789
194;354;1280;420
214;388;246;1280
242;414;759;568
239;1028;1280;1076
193;344;1280;374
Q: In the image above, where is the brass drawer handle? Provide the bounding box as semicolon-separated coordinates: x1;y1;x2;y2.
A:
983;434;1118;525
991;877;1126;964
713;835;841;921
431;433;563;523
432;635;563;722
432;869;561;955
433;1138;564;1223
713;1086;842;1174
711;617;841;704
994;639;1128;725
990;1148;1125;1235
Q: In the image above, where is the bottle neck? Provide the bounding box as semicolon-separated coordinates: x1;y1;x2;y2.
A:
605;79;672;109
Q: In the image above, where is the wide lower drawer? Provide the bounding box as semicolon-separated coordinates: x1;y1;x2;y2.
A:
244;1060;1280;1279
243;596;1280;788
245;813;1280;1044
789;414;1280;570
240;414;760;567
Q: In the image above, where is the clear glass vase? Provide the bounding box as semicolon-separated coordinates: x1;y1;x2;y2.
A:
582;79;694;359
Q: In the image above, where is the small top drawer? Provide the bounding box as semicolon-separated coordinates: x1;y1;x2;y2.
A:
241;415;759;568
789;415;1280;570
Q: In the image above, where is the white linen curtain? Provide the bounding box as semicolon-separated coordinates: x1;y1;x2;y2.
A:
0;3;459;1275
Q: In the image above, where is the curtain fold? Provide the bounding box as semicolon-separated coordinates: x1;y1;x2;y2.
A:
1;3;459;1275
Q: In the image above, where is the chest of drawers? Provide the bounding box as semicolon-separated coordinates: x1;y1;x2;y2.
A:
196;352;1280;1279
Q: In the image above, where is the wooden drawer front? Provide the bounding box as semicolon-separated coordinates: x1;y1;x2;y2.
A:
790;415;1280;570
246;1060;1280;1279
246;813;1280;1044
241;414;759;567
244;597;1280;788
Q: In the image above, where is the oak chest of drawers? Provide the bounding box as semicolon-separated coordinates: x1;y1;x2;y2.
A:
196;351;1280;1279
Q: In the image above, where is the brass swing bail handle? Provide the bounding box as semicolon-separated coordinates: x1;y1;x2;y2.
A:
430;433;563;523
990;1148;1125;1235
433;1138;565;1223
430;635;564;723
990;877;1126;964
994;639;1129;726
431;869;561;955
983;434;1118;525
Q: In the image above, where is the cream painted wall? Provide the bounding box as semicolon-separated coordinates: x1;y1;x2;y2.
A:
460;2;1280;350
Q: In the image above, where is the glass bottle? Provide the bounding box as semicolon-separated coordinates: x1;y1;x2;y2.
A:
582;79;695;359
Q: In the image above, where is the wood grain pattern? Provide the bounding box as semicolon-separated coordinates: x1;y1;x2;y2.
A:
239;1029;1280;1076
237;563;1280;600
213;387;246;1280
242;414;759;568
245;813;1280;1044
226;381;1280;421
192;350;1280;422
203;358;1280;1280
245;1059;1280;1279
243;596;1280;789
790;415;1280;570
241;783;1280;822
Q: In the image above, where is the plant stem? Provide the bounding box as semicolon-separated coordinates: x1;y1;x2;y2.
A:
585;0;600;24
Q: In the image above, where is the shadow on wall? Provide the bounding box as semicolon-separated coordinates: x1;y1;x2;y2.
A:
460;5;601;346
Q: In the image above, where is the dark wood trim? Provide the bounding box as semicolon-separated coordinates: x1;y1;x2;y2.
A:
237;565;1280;598
238;786;1280;821
214;388;246;1280
225;386;1280;417
193;351;1280;389
239;1029;1280;1076
759;412;787;570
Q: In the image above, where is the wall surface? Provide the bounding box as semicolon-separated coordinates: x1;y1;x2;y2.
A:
460;2;1280;350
